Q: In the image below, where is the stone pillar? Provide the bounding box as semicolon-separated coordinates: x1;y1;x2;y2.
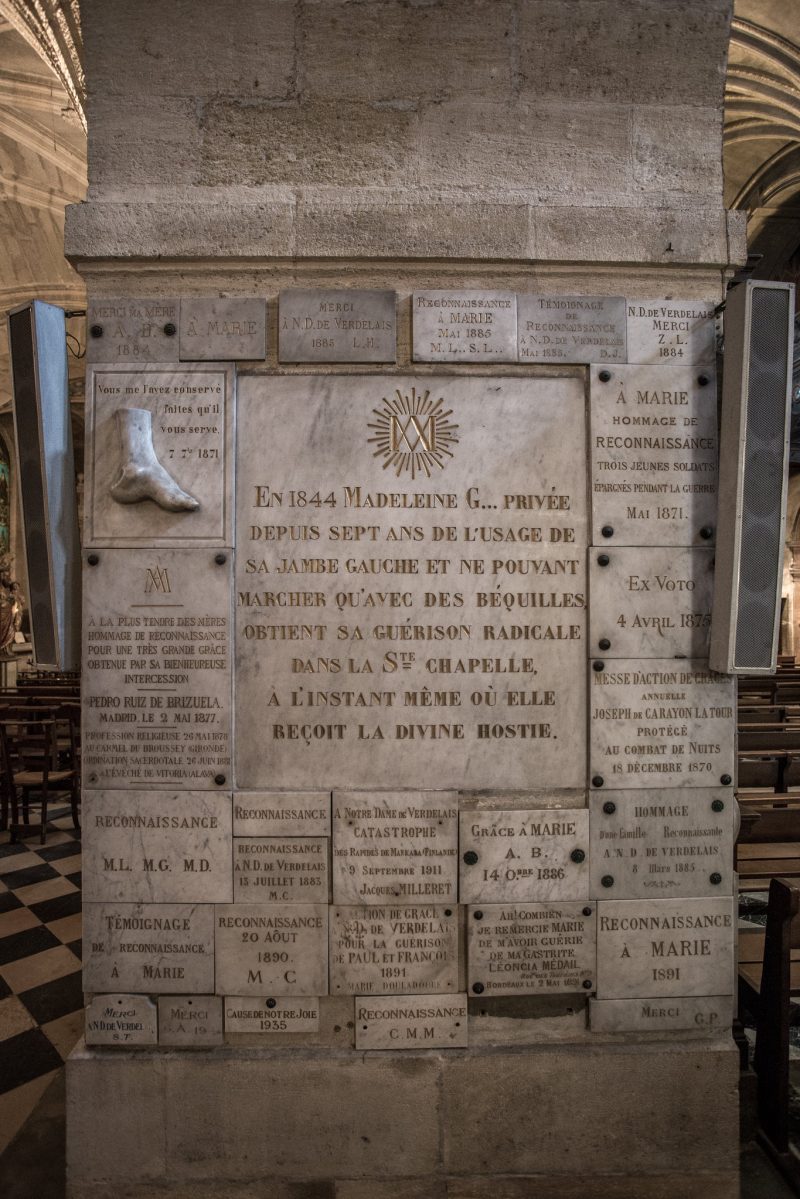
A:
66;3;743;1196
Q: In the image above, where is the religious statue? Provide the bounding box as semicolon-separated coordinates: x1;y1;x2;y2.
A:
0;555;24;654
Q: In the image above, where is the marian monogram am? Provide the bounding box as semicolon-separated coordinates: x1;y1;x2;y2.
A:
368;387;459;479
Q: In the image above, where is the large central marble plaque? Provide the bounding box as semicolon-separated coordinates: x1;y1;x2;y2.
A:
590;660;734;789
83;902;215;994
83;549;232;790
467;903;596;996
332;791;458;904
214;904;328;996
459;808;589;903
589;364;718;547
329;905;459;995
235;375;587;789
85;365;234;546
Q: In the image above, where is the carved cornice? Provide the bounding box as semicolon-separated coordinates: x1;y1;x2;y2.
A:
0;0;84;129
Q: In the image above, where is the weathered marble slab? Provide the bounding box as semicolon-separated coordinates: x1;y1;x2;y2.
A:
223;996;320;1034
214;904;328;996
589;363;718;546
459;808;589;903
87;298;180;363
235;374;587;790
83;549;231;790
517;295;626;364
85;994;158;1045
589;789;733;899
595;897;735;999
590;660;735;789
355;993;468;1050
590;994;733;1034
85;364;234;546
83;903;215;994
233;837;329;902
232;792;331;837
82;791;233;904
467;903;596;996
332;791;458;904
279;290;396;362
625;299;717;368
589;547;713;658
412;292;517;361
179;298;266;361
158;995;223;1045
330;905;459;995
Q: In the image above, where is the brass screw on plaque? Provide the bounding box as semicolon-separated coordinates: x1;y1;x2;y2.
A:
570;849;586;864
463;851;478;865
602;801;616;815
601;875;614;888
599;638;611;651
214;553;227;565
472;983;485;994
88;773;98;784
214;773;226;786
582;907;593;917
582;980;593;990
699;526;714;540
710;872;722;886
87;553;100;566
266;998;276;1009
164;322;177;337
592;775;604;788
720;774;732;786
473;910;484;921
711;799;725;813
90;324;103;338
601;525;614;538
697;374;710;387
597;553;610;566
598;370;611;383
593;660;605;672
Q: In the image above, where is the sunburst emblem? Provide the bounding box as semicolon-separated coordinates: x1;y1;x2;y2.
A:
367;387;460;480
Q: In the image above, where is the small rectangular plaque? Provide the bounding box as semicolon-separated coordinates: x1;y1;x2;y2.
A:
412;291;517;361
86;297;180;363
330;905;458;995
279;290;396;362
590;994;733;1034
355;993;468;1050
332;791;458;904
83;902;215;994
596;897;735;999
214;903;328;996
589;789;733;899
232;792;331;837
157;995;223;1045
85;994;158;1045
224;996;320;1034
82;790;233;904
467;903;596;996
589;547;713;658
459;808;589;903
590;660;734;789
625;299;716;368
180;298;266;361
83;549;232;790
589;363;718;547
518;295;626;364
85;364;234;546
233;837;329;902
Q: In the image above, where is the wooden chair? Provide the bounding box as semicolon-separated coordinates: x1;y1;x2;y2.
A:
0;718;80;844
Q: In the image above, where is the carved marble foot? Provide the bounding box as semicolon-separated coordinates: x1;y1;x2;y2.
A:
109;408;199;512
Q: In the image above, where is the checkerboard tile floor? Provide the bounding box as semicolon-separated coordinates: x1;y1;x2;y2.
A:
0;806;82;1156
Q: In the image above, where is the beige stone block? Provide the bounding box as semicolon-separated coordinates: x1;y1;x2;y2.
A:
532;206;730;267
446;1174;738;1199
337;1183;446;1199
441;1042;738;1175
87;96;203;187
633;106;723;195
727;210;748;266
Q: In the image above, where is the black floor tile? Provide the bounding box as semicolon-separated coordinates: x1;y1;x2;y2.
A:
0;924;57;966
0;843;30;863
18;968;83;1026
66;939;81;961
29;891;81;924
37;842;82;863
64;872;81;888
0;1028;63;1094
0;863;59;890
0;891;23;914
0;973;10;999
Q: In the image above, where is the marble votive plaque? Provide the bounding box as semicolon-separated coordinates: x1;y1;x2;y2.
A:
467;903;596;996
235;374;587;790
332;791;458;904
82;790;233;903
85;994;158;1045
589;547;714;659
355;993;468;1050
330;905;459;995
517;295;626;364
595;897;735;999
87;298;180;363
279;290;396;362
83;902;215;994
85;364;234;546
233;837;329;902
589;363;718;547
412;292;517;361
224;996;320;1034
213;903;328;997
590;660;735;789
232;792;331;837
589;789;734;899
459;808;590;903
83;548;232;790
157;995;224;1045
179;298;266;361
625;299;717;368
589;994;733;1034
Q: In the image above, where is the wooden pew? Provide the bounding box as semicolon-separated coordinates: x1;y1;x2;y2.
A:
738;726;800;793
